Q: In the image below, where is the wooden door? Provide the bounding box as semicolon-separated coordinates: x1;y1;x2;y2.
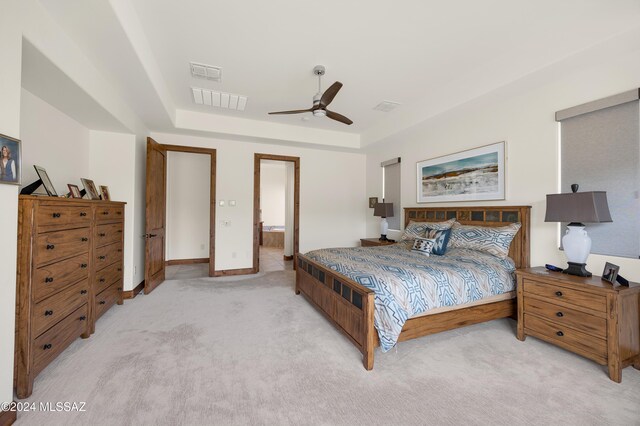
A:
144;137;166;294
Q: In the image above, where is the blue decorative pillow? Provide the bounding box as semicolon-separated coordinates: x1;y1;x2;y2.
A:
424;227;452;255
448;222;521;259
411;238;435;256
401;218;455;241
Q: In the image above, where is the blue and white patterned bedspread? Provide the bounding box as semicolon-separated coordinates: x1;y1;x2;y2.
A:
305;241;516;352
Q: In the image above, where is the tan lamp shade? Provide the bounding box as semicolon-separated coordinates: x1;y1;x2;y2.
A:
373;202;394;218
545;191;612;224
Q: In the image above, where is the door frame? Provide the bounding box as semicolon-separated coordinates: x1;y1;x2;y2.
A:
253;154;300;273
157;144;217;278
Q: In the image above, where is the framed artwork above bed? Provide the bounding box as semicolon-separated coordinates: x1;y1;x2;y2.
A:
417;141;505;203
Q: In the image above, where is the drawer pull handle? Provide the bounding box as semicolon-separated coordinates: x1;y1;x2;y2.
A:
99;301;106;305
81;237;88;242
79;316;86;321
80;212;87;217
44;310;53;316
555;291;563;297
80;290;87;294
556;312;564;317
43;344;52;350
118;249;122;252
80;263;87;268
99;278;105;282
117;211;122;215
556;331;564;337
45;277;54;283
99;233;106;237
98;256;106;260
103;211;109;215
117;287;122;291
117;268;122;272
52;213;61;218
117;230;123;233
46;244;55;250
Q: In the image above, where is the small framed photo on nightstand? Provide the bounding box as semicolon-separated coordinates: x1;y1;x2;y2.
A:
601;262;619;284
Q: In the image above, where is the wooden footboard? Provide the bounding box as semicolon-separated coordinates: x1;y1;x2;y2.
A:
296;253;376;369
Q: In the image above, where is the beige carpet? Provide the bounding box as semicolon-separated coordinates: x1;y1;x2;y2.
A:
15;271;640;425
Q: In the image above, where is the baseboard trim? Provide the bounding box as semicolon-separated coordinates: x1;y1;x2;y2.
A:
283;255;294;261
166;258;209;266
213;268;256;277
123;281;144;300
0;406;17;426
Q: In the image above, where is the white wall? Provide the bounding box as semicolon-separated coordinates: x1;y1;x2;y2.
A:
151;132;367;271
365;36;640;281
166;151;210;260
20;89;90;194
260;161;286;226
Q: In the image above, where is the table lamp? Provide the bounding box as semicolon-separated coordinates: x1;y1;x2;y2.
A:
373;202;394;241
544;184;612;277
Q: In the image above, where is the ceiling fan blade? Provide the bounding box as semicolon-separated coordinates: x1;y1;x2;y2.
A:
319;82;343;107
268;108;312;115
326;110;353;125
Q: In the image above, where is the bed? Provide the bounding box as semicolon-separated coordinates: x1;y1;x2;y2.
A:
295;205;531;369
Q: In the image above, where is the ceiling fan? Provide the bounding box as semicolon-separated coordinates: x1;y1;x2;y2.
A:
268;65;353;125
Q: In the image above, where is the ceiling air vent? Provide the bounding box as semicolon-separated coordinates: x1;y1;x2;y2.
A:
190;62;222;82
192;88;248;111
373;101;401;112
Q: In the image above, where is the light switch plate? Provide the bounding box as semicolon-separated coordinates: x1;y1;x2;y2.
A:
229;200;236;207
219;200;225;207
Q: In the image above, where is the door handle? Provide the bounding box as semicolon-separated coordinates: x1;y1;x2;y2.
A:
145;234;158;239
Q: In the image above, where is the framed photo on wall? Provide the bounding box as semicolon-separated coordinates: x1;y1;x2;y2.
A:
0;133;21;186
416;141;505;203
81;178;100;200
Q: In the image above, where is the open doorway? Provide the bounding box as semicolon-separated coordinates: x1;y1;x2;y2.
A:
253;154;299;273
164;150;211;280
144;139;216;293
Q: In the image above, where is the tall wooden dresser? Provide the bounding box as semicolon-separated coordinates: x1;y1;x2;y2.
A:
14;195;125;398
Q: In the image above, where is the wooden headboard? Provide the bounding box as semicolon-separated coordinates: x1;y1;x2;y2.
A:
404;206;531;269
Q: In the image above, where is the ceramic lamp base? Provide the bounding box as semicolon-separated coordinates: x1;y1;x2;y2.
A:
563;261;592;277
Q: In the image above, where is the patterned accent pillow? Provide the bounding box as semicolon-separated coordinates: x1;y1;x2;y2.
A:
401;218;456;241
411;238;435;256
425;227;452;256
448;222;522;259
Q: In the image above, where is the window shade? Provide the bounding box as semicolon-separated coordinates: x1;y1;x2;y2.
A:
382;159;401;230
557;90;640;258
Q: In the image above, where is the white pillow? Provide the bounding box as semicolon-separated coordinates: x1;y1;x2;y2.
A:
411;237;436;256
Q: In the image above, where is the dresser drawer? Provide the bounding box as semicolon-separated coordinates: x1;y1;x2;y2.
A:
95;242;123;271
524;297;606;339
32;304;88;377
36;204;91;229
33;279;89;337
95;281;121;320
94;261;122;293
524;313;607;360
33;253;89;303
35;228;90;266
95;222;124;248
95;205;124;222
523;279;606;312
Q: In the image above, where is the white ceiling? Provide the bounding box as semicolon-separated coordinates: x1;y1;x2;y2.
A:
38;0;640;148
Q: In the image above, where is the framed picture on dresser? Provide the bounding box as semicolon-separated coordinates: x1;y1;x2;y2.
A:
81;178;100;200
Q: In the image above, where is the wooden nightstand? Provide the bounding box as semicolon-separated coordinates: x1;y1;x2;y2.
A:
516;267;640;382
360;238;396;247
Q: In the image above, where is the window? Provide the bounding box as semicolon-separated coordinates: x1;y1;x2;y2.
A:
382;157;401;230
556;89;640;258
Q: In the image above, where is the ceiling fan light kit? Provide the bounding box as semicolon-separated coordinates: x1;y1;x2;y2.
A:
268;65;353;125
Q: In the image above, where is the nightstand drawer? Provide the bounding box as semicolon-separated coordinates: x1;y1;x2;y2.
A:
524;297;606;338
524;314;607;360
523;279;606;312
